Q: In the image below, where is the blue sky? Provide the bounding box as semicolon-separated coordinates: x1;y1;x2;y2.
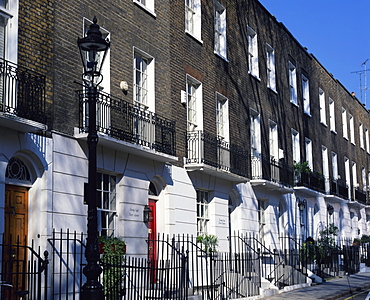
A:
259;0;370;108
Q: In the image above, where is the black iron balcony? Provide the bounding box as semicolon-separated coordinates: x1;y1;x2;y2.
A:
354;188;367;204
77;90;176;156
294;170;325;193
251;154;293;187
0;58;46;124
186;130;249;178
330;178;349;199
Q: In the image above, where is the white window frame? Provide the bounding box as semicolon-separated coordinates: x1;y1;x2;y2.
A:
344;157;351;198
185;0;202;42
366;128;370;153
216;92;229;140
362;166;366;191
352;161;358;189
269;121;278;159
1;0;16;63
289;62;297;105
305;138;313;170
133;47;155;112
197;190;210;235
292;129;300;163
319;88;326;125
332;152;338;180
247;26;259;78
250;109;261;158
302;75;310;115
134;0;156;17
214;0;227;60
266;43;276;91
186;75;203;131
342;108;348;139
360;123;364;149
349;114;355;145
329;98;336;133
97;172;117;237
322;145;330;192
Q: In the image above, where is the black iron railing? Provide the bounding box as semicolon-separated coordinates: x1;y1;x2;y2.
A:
294;171;325;193
330;179;349;199
0;58;46;124
1;235;48;300
186;130;249;178
354;188;367;204
77;90;176;156
251;155;293;187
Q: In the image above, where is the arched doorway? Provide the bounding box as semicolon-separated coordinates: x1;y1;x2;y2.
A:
3;157;32;299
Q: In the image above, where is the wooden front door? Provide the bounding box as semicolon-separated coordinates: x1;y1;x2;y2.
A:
3;185;29;299
147;199;157;283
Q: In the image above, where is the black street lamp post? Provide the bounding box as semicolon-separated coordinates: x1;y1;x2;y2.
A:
326;204;334;245
77;16;110;300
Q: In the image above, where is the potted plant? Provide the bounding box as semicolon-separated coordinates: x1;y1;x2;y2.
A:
98;235;126;255
196;233;219;254
353;238;361;246
98;236;126;299
294;161;311;184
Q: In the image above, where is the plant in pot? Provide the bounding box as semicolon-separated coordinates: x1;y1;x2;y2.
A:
293;161;311;184
98;236;126;300
196;233;219;255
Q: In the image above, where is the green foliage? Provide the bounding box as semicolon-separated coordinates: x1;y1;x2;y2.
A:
301;224;339;264
361;234;370;244
353;238;361;245
98;236;126;299
294;161;311;174
196;234;219;253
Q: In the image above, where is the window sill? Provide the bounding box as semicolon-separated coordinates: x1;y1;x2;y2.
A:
268;87;278;94
214;51;229;62
248;72;261;81
331;130;337;135
133;1;156;18
304;111;311;117
185;31;203;44
320;121;327;127
290;101;299;107
343;136;348;141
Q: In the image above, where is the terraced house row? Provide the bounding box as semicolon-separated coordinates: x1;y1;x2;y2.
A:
1;0;370;298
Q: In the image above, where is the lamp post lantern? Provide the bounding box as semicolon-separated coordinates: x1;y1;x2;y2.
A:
77;16;110;300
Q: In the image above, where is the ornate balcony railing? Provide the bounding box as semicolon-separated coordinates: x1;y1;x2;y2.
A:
354;188;367;204
330;178;349;199
77;90;176;156
0;58;46;124
251;154;293;187
186;130;249;178
294;171;325;193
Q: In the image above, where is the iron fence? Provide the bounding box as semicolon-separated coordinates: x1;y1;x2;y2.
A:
0;58;47;124
0;235;48;300
2;230;367;299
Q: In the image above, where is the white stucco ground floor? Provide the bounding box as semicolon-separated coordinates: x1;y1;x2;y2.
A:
0;129;368;255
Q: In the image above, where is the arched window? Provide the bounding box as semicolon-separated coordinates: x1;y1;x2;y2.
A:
6;157;31;181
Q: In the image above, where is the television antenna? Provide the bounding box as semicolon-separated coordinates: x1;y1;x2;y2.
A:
351;59;370;107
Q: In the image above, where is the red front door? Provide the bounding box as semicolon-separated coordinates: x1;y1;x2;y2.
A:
147;199;157;283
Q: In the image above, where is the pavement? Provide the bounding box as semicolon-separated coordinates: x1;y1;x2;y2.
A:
261;272;370;300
